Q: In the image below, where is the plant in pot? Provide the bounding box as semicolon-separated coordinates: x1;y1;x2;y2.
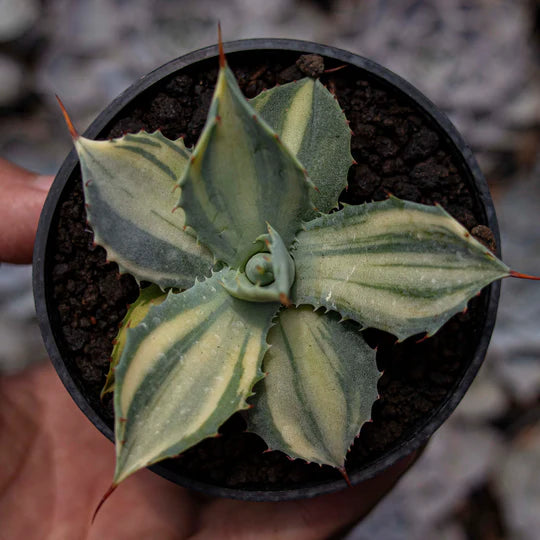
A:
33;37;539;506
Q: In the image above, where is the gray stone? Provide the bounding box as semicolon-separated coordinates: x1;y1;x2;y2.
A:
348;420;503;539
493;422;540;540
490;162;540;404
332;0;538;175
0;54;24;106
454;363;508;422
0;0;40;42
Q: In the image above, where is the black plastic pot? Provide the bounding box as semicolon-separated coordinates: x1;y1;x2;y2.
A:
33;39;501;501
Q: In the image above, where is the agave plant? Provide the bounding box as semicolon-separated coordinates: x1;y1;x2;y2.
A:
58;42;536;499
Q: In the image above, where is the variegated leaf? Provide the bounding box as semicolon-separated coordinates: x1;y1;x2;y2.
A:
101;284;166;398
113;269;279;485
292;197;510;341
75;131;214;289
250;77;353;218
248;307;378;468
177;63;314;269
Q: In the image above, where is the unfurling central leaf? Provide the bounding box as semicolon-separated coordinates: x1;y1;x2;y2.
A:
221;224;295;304
246;253;275;286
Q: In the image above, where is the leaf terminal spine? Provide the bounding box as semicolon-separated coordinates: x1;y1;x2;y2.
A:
56;95;79;140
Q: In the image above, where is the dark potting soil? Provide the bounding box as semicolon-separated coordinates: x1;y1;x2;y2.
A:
49;50;494;491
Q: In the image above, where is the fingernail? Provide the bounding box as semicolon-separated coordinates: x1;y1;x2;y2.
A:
33;175;54;192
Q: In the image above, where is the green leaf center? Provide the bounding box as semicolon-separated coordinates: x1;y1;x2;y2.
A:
221;225;295;304
245;253;275;286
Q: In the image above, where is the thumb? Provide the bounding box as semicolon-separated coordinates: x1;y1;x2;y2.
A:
0;158;53;264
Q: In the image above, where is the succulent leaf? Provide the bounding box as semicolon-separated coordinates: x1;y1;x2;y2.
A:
292;197;510;341
76;131;213;289
221;224;295;303
250;77;353;218
247;306;378;468
113;269;279;484
101;284;167;398
177;64;314;269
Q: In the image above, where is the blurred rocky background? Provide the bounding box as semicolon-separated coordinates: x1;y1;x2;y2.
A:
0;0;538;538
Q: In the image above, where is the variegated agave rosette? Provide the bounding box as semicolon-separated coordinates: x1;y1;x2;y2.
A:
58;44;534;495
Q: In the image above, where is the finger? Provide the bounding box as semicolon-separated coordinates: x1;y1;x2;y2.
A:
0;158;53;264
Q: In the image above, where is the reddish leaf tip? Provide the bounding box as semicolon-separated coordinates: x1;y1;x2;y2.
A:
92;483;117;524
279;293;292;307
415;333;430;344
338;467;352;488
324;64;347;74
56;95;79;140
218;23;226;68
509;270;540;281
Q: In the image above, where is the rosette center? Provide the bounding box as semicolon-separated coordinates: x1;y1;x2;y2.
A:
246;253;275;286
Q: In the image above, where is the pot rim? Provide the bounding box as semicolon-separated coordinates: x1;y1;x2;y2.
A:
33;38;501;501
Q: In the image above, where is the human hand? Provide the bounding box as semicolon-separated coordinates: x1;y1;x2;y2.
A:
0;157;418;539
0;158;53;264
